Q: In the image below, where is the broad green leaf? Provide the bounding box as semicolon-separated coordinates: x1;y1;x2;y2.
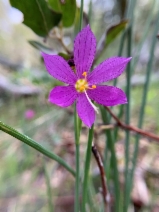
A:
28;40;56;54
106;20;128;46
10;0;61;37
48;0;76;27
48;0;62;12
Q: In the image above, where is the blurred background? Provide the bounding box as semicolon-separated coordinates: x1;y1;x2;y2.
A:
0;0;159;211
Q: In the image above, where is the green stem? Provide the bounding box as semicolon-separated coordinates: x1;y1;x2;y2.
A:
74;109;81;212
123;1;136;211
100;106;110;180
79;0;84;31
74;0;84;209
81;125;94;212
43;158;54;212
123;26;132;212
108;130;120;212
132;0;156;71
101;108;120;212
0;121;76;177
88;0;92;27
127;11;159;208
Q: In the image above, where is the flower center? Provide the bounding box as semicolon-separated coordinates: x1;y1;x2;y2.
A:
75;79;88;92
75;72;96;93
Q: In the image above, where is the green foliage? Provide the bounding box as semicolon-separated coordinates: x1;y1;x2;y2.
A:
48;0;76;27
48;0;62;13
10;0;61;37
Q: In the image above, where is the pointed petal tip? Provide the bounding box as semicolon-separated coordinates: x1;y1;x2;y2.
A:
41;52;46;57
82;24;91;30
74;24;96;77
119;56;132;62
127;56;132;61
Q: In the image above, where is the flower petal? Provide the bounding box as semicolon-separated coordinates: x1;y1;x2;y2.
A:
49;85;78;107
88;57;131;85
42;53;77;84
87;85;127;106
76;93;95;128
74;25;96;78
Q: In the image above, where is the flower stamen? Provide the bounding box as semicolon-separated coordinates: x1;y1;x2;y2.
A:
82;72;87;78
75;78;97;93
84;90;99;114
75;79;88;92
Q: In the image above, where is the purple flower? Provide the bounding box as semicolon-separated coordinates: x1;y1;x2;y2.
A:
42;25;131;128
25;109;35;120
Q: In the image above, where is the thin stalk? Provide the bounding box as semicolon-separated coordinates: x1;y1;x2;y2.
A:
100;106;111;180
127;12;159;208
81;125;94;212
74;1;83;210
101;107;120;212
88;0;92;27
0;121;76;177
79;0;84;31
43;159;53;212
108;130;120;212
123;26;132;212
123;1;136;211
132;0;156;71
74;107;81;212
87;178;99;212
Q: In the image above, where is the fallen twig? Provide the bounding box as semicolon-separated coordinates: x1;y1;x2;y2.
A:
105;107;159;142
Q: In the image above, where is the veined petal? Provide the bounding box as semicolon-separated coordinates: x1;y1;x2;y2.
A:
42;53;77;84
76;93;95;128
87;85;127;106
49;85;78;107
74;25;96;78
88;57;131;85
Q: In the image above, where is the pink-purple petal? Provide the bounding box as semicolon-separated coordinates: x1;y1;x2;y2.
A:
87;85;127;106
76;93;95;128
74;25;96;78
87;57;131;85
42;53;77;84
49;85;78;107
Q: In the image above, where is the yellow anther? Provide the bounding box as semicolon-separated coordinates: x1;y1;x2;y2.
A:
75;79;88;93
92;85;96;89
75;79;96;93
82;72;87;77
79;85;85;92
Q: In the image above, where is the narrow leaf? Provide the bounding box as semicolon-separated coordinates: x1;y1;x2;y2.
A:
0;121;76;177
106;20;128;46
